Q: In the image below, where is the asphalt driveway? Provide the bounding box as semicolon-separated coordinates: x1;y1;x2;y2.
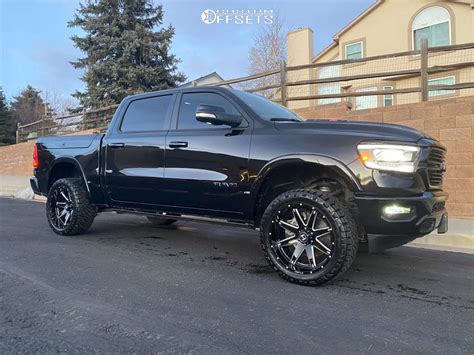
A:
0;197;473;353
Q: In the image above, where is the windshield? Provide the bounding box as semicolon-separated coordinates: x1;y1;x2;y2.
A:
232;90;303;122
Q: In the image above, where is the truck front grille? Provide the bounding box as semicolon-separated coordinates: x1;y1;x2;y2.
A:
427;146;446;187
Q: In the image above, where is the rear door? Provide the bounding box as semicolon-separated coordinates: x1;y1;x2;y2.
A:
162;90;252;218
103;93;175;207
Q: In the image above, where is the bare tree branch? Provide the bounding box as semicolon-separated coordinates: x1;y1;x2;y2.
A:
241;12;286;97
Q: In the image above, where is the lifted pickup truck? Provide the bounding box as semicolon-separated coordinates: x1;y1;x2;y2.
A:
31;86;448;285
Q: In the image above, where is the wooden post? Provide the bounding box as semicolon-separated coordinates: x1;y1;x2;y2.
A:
16;122;20;144
280;60;287;107
420;38;429;102
41;116;45;136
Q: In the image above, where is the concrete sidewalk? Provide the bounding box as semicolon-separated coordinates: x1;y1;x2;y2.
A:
0;176;39;200
411;218;473;253
1;175;472;252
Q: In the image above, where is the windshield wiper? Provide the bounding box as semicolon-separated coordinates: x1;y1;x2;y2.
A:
269;118;301;122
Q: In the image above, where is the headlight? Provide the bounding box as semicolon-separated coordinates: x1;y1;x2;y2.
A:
357;143;420;173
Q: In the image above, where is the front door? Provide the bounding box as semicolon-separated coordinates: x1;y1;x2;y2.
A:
163;91;252;218
104;94;174;207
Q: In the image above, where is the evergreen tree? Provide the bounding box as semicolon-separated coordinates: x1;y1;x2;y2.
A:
0;88;15;146
69;0;186;109
10;85;46;126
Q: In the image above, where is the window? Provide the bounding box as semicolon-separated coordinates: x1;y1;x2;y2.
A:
318;60;341;104
412;6;451;49
355;87;377;110
178;92;240;129
345;41;363;60
120;95;172;132
232;90;301;122
428;76;455;97
383;86;393;107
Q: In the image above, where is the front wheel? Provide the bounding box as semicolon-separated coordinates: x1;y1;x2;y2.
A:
46;178;96;236
260;189;358;286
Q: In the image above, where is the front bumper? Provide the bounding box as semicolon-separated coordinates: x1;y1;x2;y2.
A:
354;191;448;252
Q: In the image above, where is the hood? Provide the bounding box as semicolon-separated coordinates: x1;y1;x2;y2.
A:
274;119;432;143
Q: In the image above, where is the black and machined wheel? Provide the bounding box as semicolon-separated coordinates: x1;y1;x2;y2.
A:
146;216;177;226
260;189;358;286
46;178;96;236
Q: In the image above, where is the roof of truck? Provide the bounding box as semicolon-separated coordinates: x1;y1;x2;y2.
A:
124;86;233;101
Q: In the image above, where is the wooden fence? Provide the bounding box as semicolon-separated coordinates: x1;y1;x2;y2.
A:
16;39;474;142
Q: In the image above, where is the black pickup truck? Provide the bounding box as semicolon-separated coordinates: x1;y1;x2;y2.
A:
31;86;448;285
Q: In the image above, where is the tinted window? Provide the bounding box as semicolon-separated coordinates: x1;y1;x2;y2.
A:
121;95;172;132
178;92;239;130
232;90;302;122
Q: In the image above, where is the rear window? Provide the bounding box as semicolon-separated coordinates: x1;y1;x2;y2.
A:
120;95;172;132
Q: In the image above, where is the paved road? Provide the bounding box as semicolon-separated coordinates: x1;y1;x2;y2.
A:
0;197;473;354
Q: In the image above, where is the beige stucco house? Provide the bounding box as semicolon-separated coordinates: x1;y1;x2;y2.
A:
286;0;474;109
180;72;226;88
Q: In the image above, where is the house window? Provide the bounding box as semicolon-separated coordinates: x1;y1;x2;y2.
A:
412;6;451;49
345;41;363;60
428;76;455;97
355;87;377;110
383;86;393;107
318;61;341;104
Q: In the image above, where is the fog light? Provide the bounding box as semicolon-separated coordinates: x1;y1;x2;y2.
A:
382;204;415;221
383;205;412;216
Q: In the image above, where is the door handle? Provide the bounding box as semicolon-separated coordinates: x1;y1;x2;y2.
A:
108;142;125;148
168;141;188;148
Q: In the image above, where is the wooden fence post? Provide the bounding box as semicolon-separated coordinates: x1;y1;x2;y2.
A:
280;60;287;107
16;122;20;144
420;38;429;102
40;116;46;136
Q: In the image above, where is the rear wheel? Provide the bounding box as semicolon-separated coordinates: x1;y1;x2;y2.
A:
146;216;177;226
46;178;96;236
260;189;358;286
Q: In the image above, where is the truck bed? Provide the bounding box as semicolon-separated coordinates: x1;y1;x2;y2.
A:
37;134;102;149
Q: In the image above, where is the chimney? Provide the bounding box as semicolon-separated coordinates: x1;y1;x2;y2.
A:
287;27;313;67
287;28;314;109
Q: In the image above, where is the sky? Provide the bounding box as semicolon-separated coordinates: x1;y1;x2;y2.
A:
0;0;374;102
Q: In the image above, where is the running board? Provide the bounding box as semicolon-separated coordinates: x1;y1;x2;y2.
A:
112;208;255;229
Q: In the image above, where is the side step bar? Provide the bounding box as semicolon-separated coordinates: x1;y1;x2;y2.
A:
112;208;255;229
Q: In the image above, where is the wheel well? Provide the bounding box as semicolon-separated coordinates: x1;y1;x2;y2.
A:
255;162;357;224
47;162;84;191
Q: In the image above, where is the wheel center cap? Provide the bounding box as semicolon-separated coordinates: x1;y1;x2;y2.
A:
298;232;309;243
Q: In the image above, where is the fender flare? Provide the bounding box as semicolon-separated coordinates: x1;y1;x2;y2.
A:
48;157;91;195
249;154;362;207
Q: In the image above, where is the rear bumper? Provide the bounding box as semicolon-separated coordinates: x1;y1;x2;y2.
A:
354;191;448;252
30;177;44;196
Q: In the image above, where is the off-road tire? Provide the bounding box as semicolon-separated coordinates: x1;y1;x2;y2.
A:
260;189;358;286
147;216;177;226
46;178;96;236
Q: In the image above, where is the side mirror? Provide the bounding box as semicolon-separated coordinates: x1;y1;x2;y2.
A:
196;104;242;128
